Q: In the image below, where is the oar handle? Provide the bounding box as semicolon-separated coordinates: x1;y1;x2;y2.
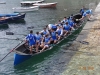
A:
12;41;24;51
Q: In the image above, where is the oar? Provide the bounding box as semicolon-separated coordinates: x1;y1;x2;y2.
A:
27;26;42;29
27;26;47;30
0;37;22;40
0;40;24;62
69;33;83;36
6;32;27;36
82;28;100;30
0;38;22;40
27;26;34;29
63;32;89;45
66;37;89;45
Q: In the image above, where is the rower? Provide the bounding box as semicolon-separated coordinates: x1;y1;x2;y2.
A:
80;6;85;15
50;29;58;44
85;9;92;20
40;34;51;52
63;22;71;36
69;19;76;29
25;30;38;53
61;17;68;23
56;26;64;40
57;20;62;26
64;17;71;24
80;9;92;21
51;24;57;31
40;27;50;36
69;14;74;20
48;24;53;30
35;32;43;47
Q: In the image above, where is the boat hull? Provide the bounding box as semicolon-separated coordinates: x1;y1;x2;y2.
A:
21;0;44;6
0;18;8;29
14;14;86;66
14;25;84;66
0;13;26;22
40;4;57;8
13;6;39;13
0;18;8;25
33;2;57;8
14;53;31;66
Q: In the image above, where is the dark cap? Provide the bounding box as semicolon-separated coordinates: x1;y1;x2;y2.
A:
30;30;33;33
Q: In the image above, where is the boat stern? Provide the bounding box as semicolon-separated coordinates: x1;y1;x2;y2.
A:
14;53;31;66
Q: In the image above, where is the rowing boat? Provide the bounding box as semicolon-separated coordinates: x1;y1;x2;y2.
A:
20;0;44;6
14;13;86;66
12;6;39;13
0;17;9;29
33;2;57;8
0;17;7;24
0;13;25;22
14;14;85;66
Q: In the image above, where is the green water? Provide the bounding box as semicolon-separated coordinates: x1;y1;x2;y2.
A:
0;0;99;75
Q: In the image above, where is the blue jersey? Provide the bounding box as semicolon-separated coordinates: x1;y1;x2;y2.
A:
52;25;57;29
69;21;75;27
35;34;42;41
67;19;71;24
43;31;47;35
26;34;36;46
41;30;49;35
82;12;87;17
69;16;73;20
45;37;50;45
64;25;70;31
51;31;56;40
85;9;92;14
80;8;84;15
57;29;61;35
61;19;68;23
56;29;63;36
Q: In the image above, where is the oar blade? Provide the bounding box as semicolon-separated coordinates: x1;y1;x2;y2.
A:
6;32;14;35
27;26;34;29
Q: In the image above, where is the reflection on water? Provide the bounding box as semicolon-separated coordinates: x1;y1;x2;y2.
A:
0;0;100;75
8;19;26;24
0;24;9;30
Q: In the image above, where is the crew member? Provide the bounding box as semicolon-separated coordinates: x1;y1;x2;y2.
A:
25;30;38;53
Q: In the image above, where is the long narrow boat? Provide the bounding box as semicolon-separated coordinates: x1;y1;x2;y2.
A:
0;17;8;26
33;2;58;8
14;14;85;66
12;6;39;13
0;13;25;22
0;17;8;29
20;0;44;6
0;18;7;24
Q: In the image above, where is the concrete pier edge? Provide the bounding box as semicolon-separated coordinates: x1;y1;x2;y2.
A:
61;2;100;75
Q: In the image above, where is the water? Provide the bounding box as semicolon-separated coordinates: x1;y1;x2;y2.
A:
0;0;99;75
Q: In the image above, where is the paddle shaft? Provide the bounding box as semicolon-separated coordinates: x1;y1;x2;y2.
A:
0;37;22;40
0;41;24;62
6;32;27;36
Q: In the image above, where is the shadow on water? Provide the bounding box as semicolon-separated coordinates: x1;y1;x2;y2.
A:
0;24;9;30
8;19;26;24
14;21;86;74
